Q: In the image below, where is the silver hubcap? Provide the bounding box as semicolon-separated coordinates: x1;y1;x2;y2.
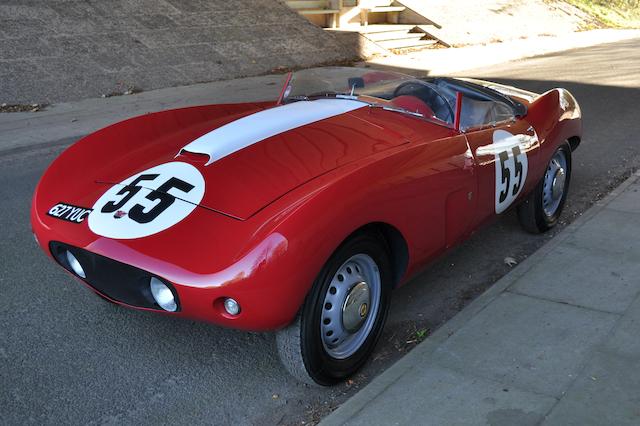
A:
342;282;370;333
542;150;568;217
321;254;381;359
552;169;566;200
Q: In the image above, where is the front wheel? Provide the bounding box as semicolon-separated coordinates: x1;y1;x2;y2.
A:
276;232;392;385
518;143;572;233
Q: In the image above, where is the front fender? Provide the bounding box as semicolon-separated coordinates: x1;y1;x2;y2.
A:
526;88;583;178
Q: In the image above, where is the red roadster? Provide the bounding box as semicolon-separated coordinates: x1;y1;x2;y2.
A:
31;67;582;385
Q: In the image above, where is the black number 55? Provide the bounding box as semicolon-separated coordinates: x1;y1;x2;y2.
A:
498;147;524;203
128;177;195;224
101;174;194;224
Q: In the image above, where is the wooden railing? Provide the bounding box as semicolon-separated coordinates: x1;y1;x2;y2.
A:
359;0;405;25
286;1;343;28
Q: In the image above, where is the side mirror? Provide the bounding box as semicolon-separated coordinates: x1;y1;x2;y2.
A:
348;77;365;89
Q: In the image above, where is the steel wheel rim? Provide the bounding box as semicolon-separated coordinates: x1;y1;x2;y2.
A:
542;150;568;218
320;253;381;359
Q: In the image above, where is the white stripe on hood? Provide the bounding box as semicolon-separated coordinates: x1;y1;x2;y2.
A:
180;99;366;166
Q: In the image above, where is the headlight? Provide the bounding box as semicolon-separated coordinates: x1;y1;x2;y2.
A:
150;277;177;312
65;250;86;278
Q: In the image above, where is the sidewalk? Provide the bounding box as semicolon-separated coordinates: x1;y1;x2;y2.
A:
2;29;638;155
322;171;640;426
0;74;284;154
365;29;640;76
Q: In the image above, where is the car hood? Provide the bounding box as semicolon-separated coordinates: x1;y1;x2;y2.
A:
43;99;412;221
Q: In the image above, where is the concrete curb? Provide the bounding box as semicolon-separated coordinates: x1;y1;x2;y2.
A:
320;169;640;425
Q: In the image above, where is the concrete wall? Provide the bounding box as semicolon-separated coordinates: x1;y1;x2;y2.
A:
0;0;358;104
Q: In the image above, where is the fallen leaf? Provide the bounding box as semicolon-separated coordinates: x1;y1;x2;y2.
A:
504;257;518;267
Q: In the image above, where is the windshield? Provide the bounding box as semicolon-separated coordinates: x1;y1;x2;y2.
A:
279;67;456;126
282;67;414;101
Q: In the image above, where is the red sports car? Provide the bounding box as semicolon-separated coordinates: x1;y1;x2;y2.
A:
31;67;582;385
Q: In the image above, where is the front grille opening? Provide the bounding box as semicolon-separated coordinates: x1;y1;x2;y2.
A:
49;241;180;312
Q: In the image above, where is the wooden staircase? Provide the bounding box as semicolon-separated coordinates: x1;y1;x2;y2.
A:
286;0;341;28
360;24;444;53
285;0;450;54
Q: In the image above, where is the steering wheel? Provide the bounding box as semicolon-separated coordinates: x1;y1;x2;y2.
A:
392;82;454;123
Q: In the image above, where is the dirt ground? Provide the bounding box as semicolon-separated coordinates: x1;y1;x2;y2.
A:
402;0;598;46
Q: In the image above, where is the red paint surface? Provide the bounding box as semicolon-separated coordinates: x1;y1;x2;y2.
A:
32;87;582;331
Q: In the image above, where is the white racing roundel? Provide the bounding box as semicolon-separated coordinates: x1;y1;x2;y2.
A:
493;130;529;214
88;162;205;239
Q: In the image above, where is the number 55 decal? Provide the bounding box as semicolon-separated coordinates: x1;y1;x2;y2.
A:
492;130;530;214
88;162;205;239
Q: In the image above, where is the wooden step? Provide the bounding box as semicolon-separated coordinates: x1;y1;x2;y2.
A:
286;1;338;15
358;24;417;34
369;6;405;13
366;30;425;42
326;23;447;54
378;38;438;51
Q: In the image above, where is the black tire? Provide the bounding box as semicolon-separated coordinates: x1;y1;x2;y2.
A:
518;142;572;233
276;232;392;385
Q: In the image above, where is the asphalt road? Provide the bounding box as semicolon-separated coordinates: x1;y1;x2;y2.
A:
2;38;639;425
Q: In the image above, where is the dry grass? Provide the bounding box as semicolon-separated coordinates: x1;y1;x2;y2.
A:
561;0;640;28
